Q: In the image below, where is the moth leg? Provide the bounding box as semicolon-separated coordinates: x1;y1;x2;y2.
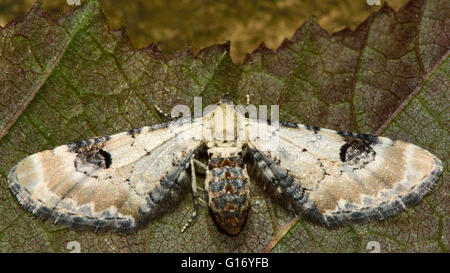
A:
193;158;207;175
246;94;250;105
191;158;207;205
192;158;208;196
181;157;205;232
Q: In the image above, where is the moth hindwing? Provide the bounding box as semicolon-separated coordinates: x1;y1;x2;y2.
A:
8;98;443;234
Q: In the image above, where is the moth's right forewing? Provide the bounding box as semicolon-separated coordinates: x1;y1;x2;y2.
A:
246;120;443;227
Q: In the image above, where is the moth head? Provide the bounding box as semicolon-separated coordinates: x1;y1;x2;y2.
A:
219;93;233;105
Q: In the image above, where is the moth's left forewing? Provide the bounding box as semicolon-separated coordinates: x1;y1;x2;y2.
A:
8;119;204;232
246;120;443;227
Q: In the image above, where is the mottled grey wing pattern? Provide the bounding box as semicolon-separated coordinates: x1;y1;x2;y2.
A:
8;119;203;232
246;121;443;227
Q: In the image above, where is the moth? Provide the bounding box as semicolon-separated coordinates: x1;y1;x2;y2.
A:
8;96;443;235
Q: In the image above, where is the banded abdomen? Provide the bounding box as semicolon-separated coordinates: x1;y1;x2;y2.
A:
205;146;250;235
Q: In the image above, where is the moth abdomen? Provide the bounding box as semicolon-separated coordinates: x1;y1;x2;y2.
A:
206;155;250;235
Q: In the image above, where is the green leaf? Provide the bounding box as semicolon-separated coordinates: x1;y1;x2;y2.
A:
0;0;448;252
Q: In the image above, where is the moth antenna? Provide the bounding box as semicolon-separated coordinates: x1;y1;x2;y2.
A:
154;103;171;119
181;211;197;233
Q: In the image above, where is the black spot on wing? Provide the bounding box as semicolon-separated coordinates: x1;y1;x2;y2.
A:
98;149;112;168
339;140;376;167
339;143;352;162
74;147;113;172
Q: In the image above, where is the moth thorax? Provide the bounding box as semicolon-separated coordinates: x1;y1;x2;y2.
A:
209;129;238;142
205;146;250;235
